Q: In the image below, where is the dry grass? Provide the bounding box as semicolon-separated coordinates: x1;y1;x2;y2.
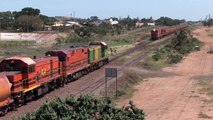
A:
198;112;212;119
117;51;142;63
138;54;169;70
101;72;143;100
199;80;213;96
208;34;213;37
205;29;213;37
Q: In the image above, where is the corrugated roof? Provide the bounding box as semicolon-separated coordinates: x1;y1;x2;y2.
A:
5;56;35;65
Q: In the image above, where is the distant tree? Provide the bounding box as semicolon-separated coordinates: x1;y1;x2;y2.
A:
40;15;56;25
203;15;213;26
20;7;40;16
149;16;154;22
13;7;40;20
156;17;185;26
16;15;42;32
120;16;138;30
0;11;15;30
90;16;99;22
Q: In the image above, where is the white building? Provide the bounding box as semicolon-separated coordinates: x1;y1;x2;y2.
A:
109;19;119;25
147;23;155;26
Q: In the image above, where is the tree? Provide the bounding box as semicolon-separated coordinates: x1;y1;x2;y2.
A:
0;11;15;30
20;7;40;16
90;16;99;22
16;15;42;32
156;17;185;26
40;15;56;25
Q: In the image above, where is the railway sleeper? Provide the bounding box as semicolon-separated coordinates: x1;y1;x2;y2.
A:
0;102;14;116
0;106;8;116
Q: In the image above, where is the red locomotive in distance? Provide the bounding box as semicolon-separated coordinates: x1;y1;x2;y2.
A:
0;41;108;116
151;23;188;40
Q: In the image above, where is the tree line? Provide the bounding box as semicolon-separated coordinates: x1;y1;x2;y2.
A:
0;7;186;33
203;15;213;26
156;17;185;26
0;7;55;32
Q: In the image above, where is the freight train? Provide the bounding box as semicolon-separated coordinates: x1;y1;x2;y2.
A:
0;41;108;116
151;23;188;40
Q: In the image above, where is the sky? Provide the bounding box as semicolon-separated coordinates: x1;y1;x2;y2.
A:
0;0;213;21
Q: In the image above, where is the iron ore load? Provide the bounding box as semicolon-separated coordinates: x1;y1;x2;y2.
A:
0;41;108;116
151;23;188;40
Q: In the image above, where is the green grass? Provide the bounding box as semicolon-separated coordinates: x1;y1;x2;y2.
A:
138;54;169;70
118;51;142;63
105;27;153;47
104;27;153;59
0;40;54;61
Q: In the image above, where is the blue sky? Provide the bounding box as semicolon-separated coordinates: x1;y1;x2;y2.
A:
0;0;213;21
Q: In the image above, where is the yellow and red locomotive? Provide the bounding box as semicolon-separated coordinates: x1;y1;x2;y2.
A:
0;41;108;116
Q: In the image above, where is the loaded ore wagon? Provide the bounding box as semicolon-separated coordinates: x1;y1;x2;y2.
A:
151;23;188;40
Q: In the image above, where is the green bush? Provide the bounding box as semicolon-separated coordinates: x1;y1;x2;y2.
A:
168;54;183;64
152;50;162;61
151;30;202;64
15;95;145;120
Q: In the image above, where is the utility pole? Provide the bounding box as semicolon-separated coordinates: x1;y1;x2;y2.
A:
73;11;75;21
0;22;1;41
26;0;29;32
27;10;29;32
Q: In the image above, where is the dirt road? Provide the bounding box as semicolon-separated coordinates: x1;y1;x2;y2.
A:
118;27;213;120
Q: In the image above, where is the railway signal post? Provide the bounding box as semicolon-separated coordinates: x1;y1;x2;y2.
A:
105;68;118;98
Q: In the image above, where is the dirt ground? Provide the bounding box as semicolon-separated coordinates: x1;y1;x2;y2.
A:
117;27;213;120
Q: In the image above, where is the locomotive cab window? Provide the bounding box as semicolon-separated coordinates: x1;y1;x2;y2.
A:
22;67;28;73
59;57;65;62
6;63;19;71
29;65;35;73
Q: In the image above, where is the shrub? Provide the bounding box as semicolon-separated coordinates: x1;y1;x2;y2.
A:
151;30;202;64
168;54;183;64
152;50;162;61
15;95;145;120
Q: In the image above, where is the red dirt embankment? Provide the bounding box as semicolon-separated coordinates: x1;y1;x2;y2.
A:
118;27;213;120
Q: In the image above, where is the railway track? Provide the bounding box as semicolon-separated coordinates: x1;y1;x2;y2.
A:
73;34;176;96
